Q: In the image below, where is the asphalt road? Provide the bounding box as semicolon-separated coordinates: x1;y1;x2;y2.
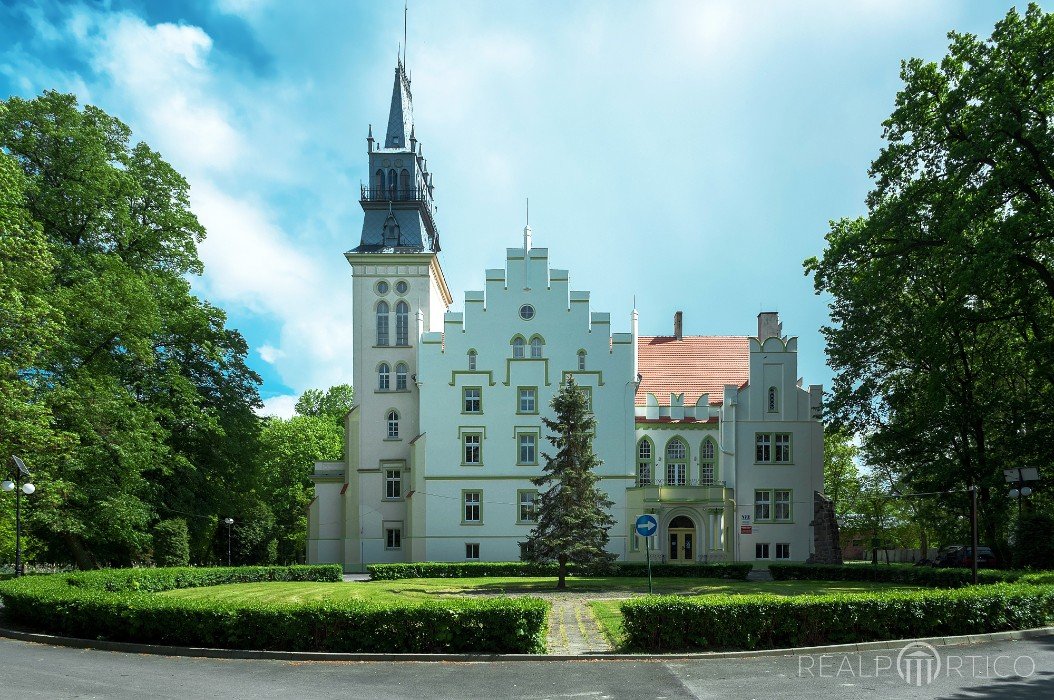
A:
0;636;1051;699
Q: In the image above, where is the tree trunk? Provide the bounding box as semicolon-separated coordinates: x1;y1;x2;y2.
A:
557;555;567;590
62;533;98;570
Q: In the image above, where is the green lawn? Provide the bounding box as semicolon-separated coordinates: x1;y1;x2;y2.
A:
160;575;920;606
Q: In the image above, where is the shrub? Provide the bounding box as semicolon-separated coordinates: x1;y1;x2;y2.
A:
768;562;1023;587
153;519;190;567
1014;513;1054;570
367;561;751;581
620;584;1054;652
0;565;548;653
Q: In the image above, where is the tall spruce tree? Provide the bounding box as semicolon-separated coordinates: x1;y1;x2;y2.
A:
525;377;616;589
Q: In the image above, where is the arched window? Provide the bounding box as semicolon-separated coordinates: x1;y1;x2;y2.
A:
378;363;390;390
665;438;688;485
577;350;586;371
512;336;525;359
529;336;543;358
375;169;384;193
396;301;410;345
387;168;397;198
399;168;410;199
767;386;778;413
700;437;717;485
387;410;399;439
376;301;390;346
467;350;477;371
636;438;653;487
395;362;408;390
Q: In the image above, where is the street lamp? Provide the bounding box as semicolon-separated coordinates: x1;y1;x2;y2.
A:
223;517;234;567
2;456;36;578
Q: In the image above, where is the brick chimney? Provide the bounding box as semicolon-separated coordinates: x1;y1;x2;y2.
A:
673;311;683;340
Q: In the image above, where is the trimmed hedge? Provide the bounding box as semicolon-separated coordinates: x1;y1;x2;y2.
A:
620;584;1054;652
0;566;548;654
768;563;1024;587
367;561;752;581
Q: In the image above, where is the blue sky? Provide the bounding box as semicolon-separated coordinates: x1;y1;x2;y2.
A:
2;0;1047;417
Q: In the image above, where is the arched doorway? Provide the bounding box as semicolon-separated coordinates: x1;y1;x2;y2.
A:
667;515;696;563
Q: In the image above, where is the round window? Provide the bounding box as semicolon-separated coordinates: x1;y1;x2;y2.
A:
395;280;409;295
519;304;535;321
376;281;389;295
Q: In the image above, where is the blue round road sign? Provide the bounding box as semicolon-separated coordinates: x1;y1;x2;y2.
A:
635;514;658;537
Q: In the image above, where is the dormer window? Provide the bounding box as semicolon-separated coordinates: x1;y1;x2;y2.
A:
383;213;401;247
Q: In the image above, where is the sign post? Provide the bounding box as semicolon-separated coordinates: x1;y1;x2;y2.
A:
635;514;658;594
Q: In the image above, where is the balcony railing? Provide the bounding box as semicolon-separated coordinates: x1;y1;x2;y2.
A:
361;185;433;208
636;479;727;488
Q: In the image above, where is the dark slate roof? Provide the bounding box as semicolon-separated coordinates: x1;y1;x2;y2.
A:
385;60;413;149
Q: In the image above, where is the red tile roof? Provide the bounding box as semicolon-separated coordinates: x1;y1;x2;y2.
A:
636;336;750;406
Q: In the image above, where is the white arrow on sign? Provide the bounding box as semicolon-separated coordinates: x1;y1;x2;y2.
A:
635;514;658;537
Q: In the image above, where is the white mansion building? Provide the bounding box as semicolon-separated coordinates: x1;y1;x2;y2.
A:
307;58;824;571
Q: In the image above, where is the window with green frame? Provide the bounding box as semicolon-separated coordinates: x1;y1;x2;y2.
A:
577;386;593;412
517;490;539;523
462;386;482;413
517;431;538;465
699;437;717;485
517;386;537;414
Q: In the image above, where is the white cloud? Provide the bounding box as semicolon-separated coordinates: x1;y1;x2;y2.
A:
69;11;244;174
256;394;298;419
257;344;284;364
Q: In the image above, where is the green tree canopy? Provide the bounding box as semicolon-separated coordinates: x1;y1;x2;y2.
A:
805;4;1054;560
0;91;263;567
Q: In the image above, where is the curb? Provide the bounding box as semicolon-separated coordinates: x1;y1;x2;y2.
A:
1;625;1051;663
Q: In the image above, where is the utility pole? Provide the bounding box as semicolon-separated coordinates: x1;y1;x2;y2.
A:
969;484;978;585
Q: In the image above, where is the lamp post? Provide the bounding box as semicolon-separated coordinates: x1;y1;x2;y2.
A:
223;517;234;566
2;456;36;578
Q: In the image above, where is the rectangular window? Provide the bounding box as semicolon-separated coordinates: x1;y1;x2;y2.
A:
468;352;477;371
465;543;480;560
463;387;482;413
463;491;481;523
463;433;481;465
774;433;791;463
385;527;401;550
518;387;537;414
774;489;791;521
637;461;651;487
699;463;714;485
755;433;771;463
754;490;771;521
775;543;790;560
755;543;770;559
578;387;593;412
518;542;533;561
384;469;402;500
517;432;538;464
518;490;538;523
666;462;687;486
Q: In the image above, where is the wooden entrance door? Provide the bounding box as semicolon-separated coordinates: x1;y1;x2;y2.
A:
667;515;696;563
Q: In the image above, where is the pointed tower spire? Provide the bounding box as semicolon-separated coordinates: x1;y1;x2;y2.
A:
385;57;413;149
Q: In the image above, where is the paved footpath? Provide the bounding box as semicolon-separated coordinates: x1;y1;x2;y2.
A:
1;635;1051;698
542;594;614;654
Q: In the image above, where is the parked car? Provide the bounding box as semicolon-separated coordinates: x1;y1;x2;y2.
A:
932;545;963;567
937;546;998;568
